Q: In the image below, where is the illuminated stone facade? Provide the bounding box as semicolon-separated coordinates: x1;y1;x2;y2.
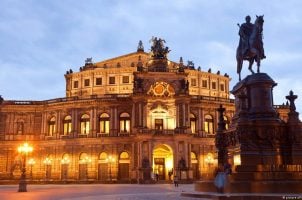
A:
0;40;287;183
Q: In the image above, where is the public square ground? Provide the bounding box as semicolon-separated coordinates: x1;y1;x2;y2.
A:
0;183;300;200
0;183;201;200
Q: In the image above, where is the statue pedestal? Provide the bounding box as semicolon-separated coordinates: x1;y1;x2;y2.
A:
196;73;302;193
229;73;302;193
147;58;168;72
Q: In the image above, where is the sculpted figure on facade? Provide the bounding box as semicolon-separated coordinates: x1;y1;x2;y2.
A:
286;90;298;112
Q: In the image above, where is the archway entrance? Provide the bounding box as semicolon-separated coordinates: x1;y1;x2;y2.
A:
153;144;173;181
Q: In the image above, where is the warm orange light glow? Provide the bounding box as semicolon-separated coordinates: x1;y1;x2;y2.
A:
61;157;70;164
43;157;52;165
234;154;241;166
17;142;33;154
28;158;36;165
205;153;214;165
106;155;115;163
79;156;92;164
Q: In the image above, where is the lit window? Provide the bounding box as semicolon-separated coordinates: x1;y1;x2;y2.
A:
99;113;110;134
109;77;115;84
96;78;102;85
204;115;214;134
122;76;129;84
120;152;129;159
80;114;90;135
191;152;197;163
190;113;196;134
63;115;72;135
74;81;79;88
224;116;229;130
119;112;130;133
48;117;56;136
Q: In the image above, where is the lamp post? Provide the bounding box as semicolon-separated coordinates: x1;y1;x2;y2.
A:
28;158;36;179
17;142;33;192
106;155;115;182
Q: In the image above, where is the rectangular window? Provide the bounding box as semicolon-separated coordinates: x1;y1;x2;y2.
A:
191;78;197;86
63;122;72;135
109;77;115;84
81;122;90;134
120;120;130;132
49;124;56;136
122;76;129;83
84;79;90;87
95;78;102;85
220;84;225;91
212;82;216;90
190;120;196;134
73;81;79;88
202;80;207;88
100;120;109;134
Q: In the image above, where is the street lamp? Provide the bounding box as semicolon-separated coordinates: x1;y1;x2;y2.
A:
28;158;36;179
106;155;115;182
17;142;33;192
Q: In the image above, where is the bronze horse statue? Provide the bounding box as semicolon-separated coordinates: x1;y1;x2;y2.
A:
236;15;265;81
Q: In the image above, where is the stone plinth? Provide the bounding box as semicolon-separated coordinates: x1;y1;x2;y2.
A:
195;73;302;194
147;58;168;72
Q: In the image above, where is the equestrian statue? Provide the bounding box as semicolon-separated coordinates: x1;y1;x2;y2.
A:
236;15;266;81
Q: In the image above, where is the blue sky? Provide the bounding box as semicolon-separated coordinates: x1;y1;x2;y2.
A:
0;0;301;113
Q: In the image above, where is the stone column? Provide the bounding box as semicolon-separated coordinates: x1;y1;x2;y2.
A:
57;111;61;139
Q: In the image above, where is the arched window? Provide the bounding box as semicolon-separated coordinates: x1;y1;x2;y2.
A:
119;113;130;133
63;115;72;135
190;113;196;134
61;153;70;164
80;114;90;135
224;116;229;130
99;152;108;161
99;113;110;134
48;117;56;136
191;152;198;163
79;152;91;164
120;152;130;160
204;114;214;134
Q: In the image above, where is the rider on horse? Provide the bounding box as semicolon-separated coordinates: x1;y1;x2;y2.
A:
236;15;266;81
238;16;254;57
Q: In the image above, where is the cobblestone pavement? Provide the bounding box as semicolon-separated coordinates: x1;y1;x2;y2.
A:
0;184;210;200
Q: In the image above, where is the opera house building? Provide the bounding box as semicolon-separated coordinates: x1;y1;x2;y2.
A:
0;39;287;183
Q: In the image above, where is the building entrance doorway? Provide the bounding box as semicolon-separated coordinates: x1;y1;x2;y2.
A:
154;119;163;130
153;144;173;181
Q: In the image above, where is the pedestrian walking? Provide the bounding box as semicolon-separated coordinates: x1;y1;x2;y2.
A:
214;164;226;193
